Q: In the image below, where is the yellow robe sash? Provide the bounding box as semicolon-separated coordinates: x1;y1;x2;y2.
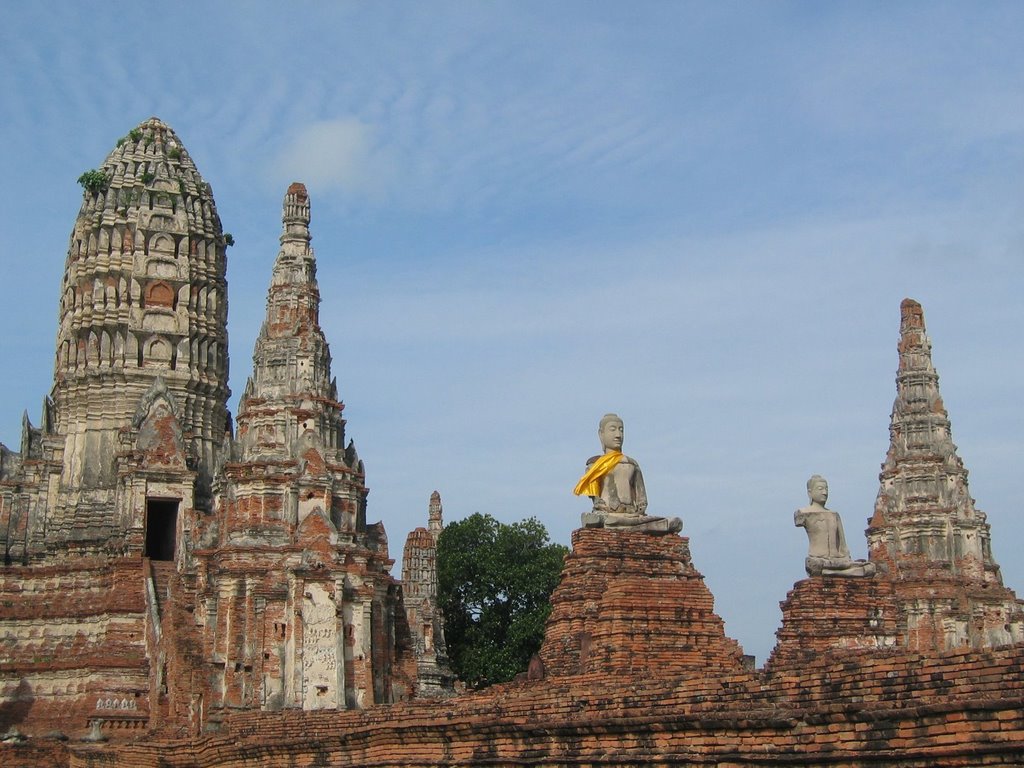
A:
573;451;623;497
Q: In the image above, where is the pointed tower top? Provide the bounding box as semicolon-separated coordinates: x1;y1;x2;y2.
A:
281;182;311;249
235;185;344;461
896;297;936;375
428;491;443;534
900;297;923;326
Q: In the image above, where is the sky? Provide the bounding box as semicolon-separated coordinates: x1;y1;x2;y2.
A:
1;1;1022;666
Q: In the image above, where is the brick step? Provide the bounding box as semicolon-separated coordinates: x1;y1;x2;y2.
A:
148;560;176;617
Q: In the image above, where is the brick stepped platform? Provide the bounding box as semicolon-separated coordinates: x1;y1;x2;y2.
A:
540;527;747;678
766;576;901;670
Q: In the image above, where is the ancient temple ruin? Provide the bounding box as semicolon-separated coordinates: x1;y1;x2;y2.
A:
867;298;1021;649
2;119;1024;766
767;299;1024;669
0;119;451;742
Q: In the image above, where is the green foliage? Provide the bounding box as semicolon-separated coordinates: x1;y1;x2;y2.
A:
437;513;567;688
77;169;110;194
128;128;143;142
167;146;181;160
141;171;155;184
223;233;235;247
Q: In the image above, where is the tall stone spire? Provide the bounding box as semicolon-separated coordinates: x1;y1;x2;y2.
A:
50;117;230;523
867;298;1023;649
235;183;347;461
867;299;998;582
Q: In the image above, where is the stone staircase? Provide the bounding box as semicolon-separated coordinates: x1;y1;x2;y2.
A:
148;560;176;620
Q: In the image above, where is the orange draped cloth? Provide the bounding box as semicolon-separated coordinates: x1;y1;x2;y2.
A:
572;451;623;497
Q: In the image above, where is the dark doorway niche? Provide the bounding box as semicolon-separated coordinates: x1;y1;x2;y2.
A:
144;499;179;561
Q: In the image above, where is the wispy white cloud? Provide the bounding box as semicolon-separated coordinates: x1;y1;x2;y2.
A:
270;118;391;199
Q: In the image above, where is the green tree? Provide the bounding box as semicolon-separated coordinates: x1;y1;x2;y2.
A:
437;513;568;688
77;169;110;195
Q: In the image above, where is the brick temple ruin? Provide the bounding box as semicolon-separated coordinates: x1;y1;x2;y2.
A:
0;118;451;747
2;119;1024;766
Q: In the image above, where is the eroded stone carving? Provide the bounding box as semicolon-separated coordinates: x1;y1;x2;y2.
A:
795;475;876;577
573;414;681;534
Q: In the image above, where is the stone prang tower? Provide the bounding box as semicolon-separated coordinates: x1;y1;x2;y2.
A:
198;183;412;716
866;298;1024;649
770;298;1023;670
13;117;231;557
0;121;449;741
230;181;366;538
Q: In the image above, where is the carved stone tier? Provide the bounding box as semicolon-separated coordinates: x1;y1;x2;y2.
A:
894;578;1024;652
539;527;746;678
766;577;900;671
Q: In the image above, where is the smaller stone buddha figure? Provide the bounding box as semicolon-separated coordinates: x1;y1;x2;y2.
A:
795;475;876;577
573;413;682;534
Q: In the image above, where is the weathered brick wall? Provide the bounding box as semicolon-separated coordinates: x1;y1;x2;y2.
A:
0;559;151;738
62;644;1024;767
0;739;69;768
53;528;1024;768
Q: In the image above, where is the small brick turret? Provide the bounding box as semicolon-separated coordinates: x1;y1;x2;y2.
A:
400;491;455;697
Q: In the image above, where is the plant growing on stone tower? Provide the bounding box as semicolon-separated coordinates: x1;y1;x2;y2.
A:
77;169;110;195
437;513;567;688
223;233;235;247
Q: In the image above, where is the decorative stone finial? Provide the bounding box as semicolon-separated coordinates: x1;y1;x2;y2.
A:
281;182;311;247
428;491;443;534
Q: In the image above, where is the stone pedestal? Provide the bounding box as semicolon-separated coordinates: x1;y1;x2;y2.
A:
766;577;900;671
538;527;746;678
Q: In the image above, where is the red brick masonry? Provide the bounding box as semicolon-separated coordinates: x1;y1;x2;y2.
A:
4;527;1020;767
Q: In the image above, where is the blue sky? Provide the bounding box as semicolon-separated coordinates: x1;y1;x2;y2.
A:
1;1;1022;664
